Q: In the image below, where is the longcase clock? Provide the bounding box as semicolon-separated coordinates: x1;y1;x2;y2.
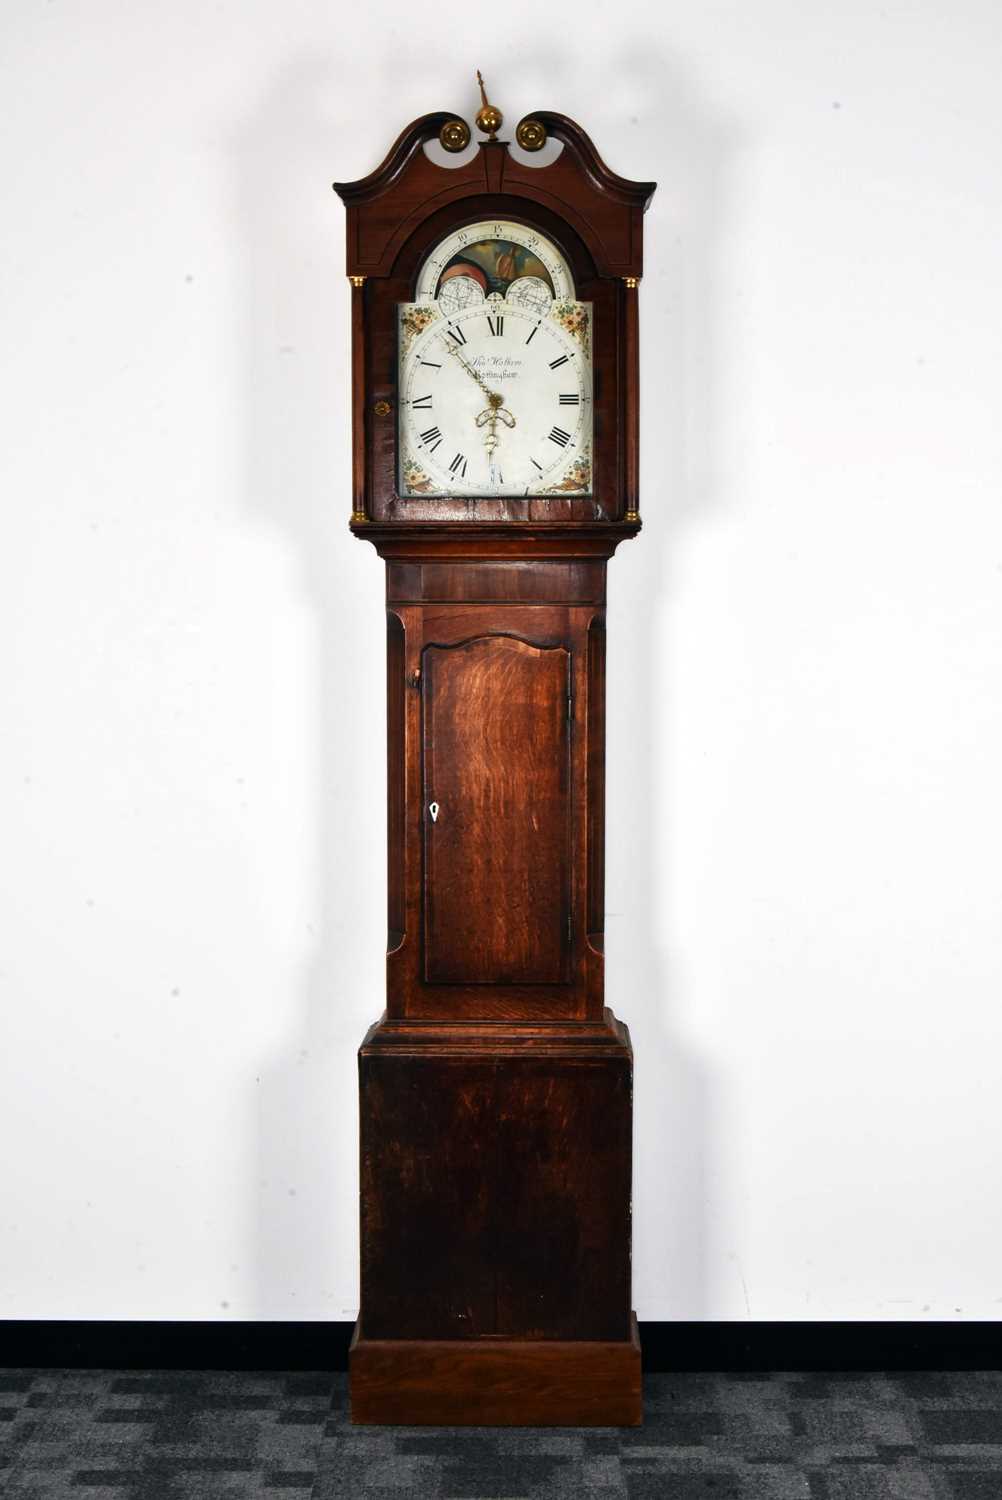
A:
334;81;655;1427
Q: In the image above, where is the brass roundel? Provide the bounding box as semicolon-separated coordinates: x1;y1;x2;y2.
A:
439;118;471;153
373;399;392;417
515;118;547;152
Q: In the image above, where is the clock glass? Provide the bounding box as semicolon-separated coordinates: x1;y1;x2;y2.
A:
398;221;592;498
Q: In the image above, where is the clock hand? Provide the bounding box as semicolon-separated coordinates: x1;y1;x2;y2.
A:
444;339;502;407
441;335;517;459
475;400;517;457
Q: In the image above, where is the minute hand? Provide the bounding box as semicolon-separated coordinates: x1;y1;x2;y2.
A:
444;339;502;405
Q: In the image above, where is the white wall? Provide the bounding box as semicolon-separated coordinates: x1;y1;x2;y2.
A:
2;0;1001;1324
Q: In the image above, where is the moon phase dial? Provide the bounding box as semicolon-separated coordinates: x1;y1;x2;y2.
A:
415;220;575;305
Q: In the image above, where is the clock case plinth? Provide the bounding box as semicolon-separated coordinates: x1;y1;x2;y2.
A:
334;115;654;1427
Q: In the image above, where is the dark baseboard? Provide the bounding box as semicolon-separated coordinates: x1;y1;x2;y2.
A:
640;1322;1002;1372
2;1321;1001;1372
0;1321;353;1373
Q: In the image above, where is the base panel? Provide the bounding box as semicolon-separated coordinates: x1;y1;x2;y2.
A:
349;1313;641;1426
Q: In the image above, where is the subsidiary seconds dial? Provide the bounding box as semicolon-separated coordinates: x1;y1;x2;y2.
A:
398;300;593;498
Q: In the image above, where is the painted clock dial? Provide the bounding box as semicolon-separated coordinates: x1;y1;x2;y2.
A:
399;223;591;499
398;299;592;497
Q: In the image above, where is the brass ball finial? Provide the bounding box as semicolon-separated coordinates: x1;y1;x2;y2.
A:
439;117;471;153
475;70;503;140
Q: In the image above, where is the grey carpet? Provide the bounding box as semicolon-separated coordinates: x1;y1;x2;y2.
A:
2;1368;1002;1497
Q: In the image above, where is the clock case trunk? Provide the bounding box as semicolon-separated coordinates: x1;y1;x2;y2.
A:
334;114;654;1427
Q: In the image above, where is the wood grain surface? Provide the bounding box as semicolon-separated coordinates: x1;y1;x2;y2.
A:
359;1031;633;1344
384;594;604;1023
423;635;570;985
349;1313;642;1426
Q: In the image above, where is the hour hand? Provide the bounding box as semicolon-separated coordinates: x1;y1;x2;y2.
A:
476;406;516;429
475;403;516;455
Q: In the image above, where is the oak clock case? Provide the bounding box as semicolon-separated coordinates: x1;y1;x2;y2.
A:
334;105;654;1428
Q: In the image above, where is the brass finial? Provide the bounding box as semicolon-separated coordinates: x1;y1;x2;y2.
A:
475;70;503;140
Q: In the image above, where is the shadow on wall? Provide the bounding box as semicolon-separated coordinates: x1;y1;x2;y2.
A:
234;48;738;1325
602;46;740;1321
232;55;383;1323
